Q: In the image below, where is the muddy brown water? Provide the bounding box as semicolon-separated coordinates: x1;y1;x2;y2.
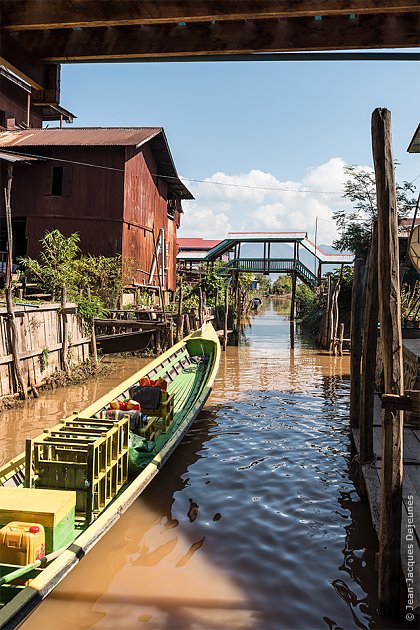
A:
0;299;406;629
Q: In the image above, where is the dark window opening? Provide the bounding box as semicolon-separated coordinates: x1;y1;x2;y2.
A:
167;196;176;219
0;110;6;128
52;167;64;195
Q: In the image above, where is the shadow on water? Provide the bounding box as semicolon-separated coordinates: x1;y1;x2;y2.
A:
9;297;412;629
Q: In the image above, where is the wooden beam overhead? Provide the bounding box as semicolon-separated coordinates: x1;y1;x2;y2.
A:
8;14;419;63
1;0;419;30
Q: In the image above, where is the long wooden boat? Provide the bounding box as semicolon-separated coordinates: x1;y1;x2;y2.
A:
0;323;220;629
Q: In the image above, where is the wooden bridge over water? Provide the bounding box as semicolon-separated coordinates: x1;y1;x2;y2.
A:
204;231;354;287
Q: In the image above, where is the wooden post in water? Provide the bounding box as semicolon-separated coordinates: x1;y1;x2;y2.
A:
338;323;344;356
198;288;203;327
223;283;229;351
359;222;379;466
61;287;70;374
290;271;297;321
322;275;332;349
214;287;219;329
5;289;28;399
86;288;98;367
176;284;183;342
183;313;191;336
372;108;404;618
349;258;365;430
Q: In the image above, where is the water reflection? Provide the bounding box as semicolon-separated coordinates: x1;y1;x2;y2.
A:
3;298;406;629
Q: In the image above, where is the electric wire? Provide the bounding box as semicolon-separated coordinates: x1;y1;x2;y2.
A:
3;148;419;196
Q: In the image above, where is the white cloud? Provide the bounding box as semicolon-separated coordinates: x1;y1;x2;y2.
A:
180;158;354;246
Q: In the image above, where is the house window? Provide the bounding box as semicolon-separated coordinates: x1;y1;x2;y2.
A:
167;196;176;219
52;167;64;195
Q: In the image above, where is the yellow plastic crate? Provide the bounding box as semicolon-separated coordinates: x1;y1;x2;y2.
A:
24;415;129;525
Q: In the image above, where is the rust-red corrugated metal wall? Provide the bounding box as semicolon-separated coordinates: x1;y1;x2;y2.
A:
9;146;125;258
123;145;177;292
3;142;180;293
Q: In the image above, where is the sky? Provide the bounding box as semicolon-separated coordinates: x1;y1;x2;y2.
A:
57;59;420;246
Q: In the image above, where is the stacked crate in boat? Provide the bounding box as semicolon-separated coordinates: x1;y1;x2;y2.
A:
0;487;76;554
24;415;129;524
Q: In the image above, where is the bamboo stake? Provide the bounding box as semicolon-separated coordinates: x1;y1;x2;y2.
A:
338;323;344;356
223;283;229;351
290;270;297;321
214;287;219;329
176;284;184;342
372;108;404;617
198;289;203;327
183;313;191;336
61;287;70;374
86;288;98;367
359;222;379;466
4;164;13;290
5;288;28;399
349;259;365;430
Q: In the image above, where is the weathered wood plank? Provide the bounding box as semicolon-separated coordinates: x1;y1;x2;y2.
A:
350;258;365;429
372;107;404;617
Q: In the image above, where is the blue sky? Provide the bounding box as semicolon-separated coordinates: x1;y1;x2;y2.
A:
58;60;420;243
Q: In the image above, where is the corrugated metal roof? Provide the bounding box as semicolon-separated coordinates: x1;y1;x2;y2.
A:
0;128;162;147
177;251;208;260
0;127;194;200
177;238;222;250
0;150;39;163
227;231;308;241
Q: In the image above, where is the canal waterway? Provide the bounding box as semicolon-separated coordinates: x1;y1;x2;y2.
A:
1;299;405;629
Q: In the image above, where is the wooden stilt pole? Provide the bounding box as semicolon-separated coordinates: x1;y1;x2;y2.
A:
5;289;28;399
359;222;379;466
290;271;296;321
61;287;70;374
223;283;229;351
337;323;344;356
349;258;365;430
4;164;27;400
176;284;184;342
214;287;219;329
372;108;404;618
86;287;98;367
183;313;191;336
198;288;203;327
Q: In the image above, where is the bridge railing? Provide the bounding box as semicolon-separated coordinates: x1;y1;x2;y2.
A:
219;258;317;285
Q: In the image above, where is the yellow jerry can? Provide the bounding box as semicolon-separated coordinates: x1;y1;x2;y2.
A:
0;521;45;566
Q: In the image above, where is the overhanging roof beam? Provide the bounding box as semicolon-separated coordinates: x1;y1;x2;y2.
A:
1;0;418;30
10;14;417;62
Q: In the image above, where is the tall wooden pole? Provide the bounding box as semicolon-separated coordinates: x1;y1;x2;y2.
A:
4;165;28;399
349;258;365;430
359;222;379;465
61;287;70;374
4;163;13;289
176;284;183;342
223;283;229;351
372;107;404;618
290;271;296;321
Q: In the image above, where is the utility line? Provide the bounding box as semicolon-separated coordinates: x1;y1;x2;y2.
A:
3;148;419;196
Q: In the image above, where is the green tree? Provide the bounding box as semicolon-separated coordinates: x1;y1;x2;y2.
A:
272;275;292;295
19;229;80;299
333;165;416;258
